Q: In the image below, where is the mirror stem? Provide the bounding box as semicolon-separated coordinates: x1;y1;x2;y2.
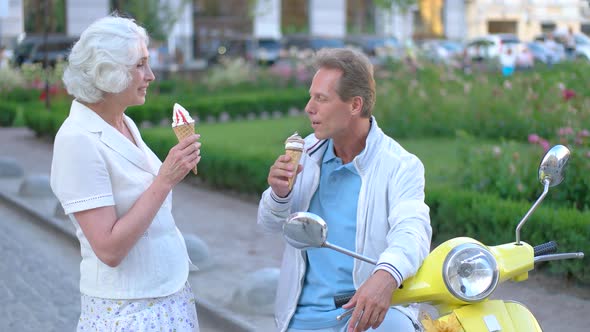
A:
323;242;378;265
516;179;550;245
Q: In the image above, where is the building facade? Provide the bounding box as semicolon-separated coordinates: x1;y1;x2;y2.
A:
0;0;24;46
3;0;587;59
0;0;193;61
463;0;585;40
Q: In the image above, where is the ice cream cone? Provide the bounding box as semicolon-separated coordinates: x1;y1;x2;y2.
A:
172;103;198;175
285;132;304;190
286;148;302;190
173;122;198;175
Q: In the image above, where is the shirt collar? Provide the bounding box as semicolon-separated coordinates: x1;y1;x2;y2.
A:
322;120;372;165
68;99;109;133
323;139;338;164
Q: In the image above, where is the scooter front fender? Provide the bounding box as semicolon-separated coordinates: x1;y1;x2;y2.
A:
434;300;542;332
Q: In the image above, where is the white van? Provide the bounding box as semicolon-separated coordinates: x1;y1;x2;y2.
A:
465;34;521;60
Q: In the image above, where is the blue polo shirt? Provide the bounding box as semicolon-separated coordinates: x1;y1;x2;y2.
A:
289;140;362;329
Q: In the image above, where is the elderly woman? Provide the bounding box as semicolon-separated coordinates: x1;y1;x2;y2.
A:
50;15;201;331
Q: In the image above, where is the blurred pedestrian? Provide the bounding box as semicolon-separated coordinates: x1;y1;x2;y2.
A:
0;45;9;69
258;48;431;332
516;47;534;70
461;48;473;74
500;47;516;76
50;15;201;331
544;33;559;67
564;26;576;60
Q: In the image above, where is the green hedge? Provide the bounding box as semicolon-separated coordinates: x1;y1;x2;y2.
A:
428;185;589;284
18;88;309;138
16;88;309;130
142;116;311;195
456;137;590;212
0;103;18;127
126;89;309;125
0;87;41;103
22;102;67;138
15;62;590;146
375;61;590;142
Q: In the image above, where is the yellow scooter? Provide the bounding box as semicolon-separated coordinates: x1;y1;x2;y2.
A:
282;145;584;331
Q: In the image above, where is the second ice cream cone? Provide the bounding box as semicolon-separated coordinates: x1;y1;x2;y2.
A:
286;149;302;190
284;132;305;191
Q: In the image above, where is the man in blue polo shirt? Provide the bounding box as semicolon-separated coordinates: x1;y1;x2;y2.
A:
258;48;431;332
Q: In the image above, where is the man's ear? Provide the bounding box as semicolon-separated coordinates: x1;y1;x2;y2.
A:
350;96;363;116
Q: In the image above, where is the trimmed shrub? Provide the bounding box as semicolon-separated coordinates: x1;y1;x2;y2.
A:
0;103;18;127
428;185;590;285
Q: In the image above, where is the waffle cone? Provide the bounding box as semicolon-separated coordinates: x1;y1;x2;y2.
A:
173;123;198;175
285;148;302;190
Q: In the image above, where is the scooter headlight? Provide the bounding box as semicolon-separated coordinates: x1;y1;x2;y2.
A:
443;243;499;302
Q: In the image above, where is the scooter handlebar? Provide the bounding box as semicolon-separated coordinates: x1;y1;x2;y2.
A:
334;293;355;308
533;241;558;257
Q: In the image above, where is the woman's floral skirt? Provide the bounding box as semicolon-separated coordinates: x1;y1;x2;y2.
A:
77;282;199;331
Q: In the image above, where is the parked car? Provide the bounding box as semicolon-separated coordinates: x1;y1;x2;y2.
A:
13;34;77;67
465;34;521;60
201;37;281;64
284;35;345;53
203;37;281;65
526;41;565;64
420;39;464;64
345;35;400;57
249;38;282;64
546;31;590;61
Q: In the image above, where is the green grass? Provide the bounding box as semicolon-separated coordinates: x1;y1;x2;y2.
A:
401;138;463;186
402;137;536;188
147;115;312;158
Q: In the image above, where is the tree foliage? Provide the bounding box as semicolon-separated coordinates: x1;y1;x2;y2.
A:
111;0;189;41
374;0;416;12
24;0;66;34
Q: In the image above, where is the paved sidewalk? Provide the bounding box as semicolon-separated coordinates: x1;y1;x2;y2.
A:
0;199;80;332
1;127;589;332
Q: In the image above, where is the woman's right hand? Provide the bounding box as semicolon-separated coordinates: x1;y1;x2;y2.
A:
157;134;201;189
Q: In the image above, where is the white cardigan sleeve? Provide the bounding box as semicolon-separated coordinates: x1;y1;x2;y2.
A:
50;131;115;215
375;155;432;286
257;188;294;233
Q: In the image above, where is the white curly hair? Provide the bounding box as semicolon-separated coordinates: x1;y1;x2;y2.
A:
62;15;149;103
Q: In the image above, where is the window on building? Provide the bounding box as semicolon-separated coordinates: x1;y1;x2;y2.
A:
541;22;556;33
24;0;66;34
488;20;517;34
347;0;376;34
282;0;309;34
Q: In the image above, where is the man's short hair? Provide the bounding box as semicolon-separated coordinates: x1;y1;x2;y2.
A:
313;48;376;118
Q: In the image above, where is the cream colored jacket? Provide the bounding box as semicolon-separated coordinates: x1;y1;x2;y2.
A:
51;101;190;300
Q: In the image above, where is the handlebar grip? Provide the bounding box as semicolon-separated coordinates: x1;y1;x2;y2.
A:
334;292;355;308
534;241;558;257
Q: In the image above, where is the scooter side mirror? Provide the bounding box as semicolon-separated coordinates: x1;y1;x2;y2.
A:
538;145;570;187
516;144;571;244
283;212;328;250
283;212;379;265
